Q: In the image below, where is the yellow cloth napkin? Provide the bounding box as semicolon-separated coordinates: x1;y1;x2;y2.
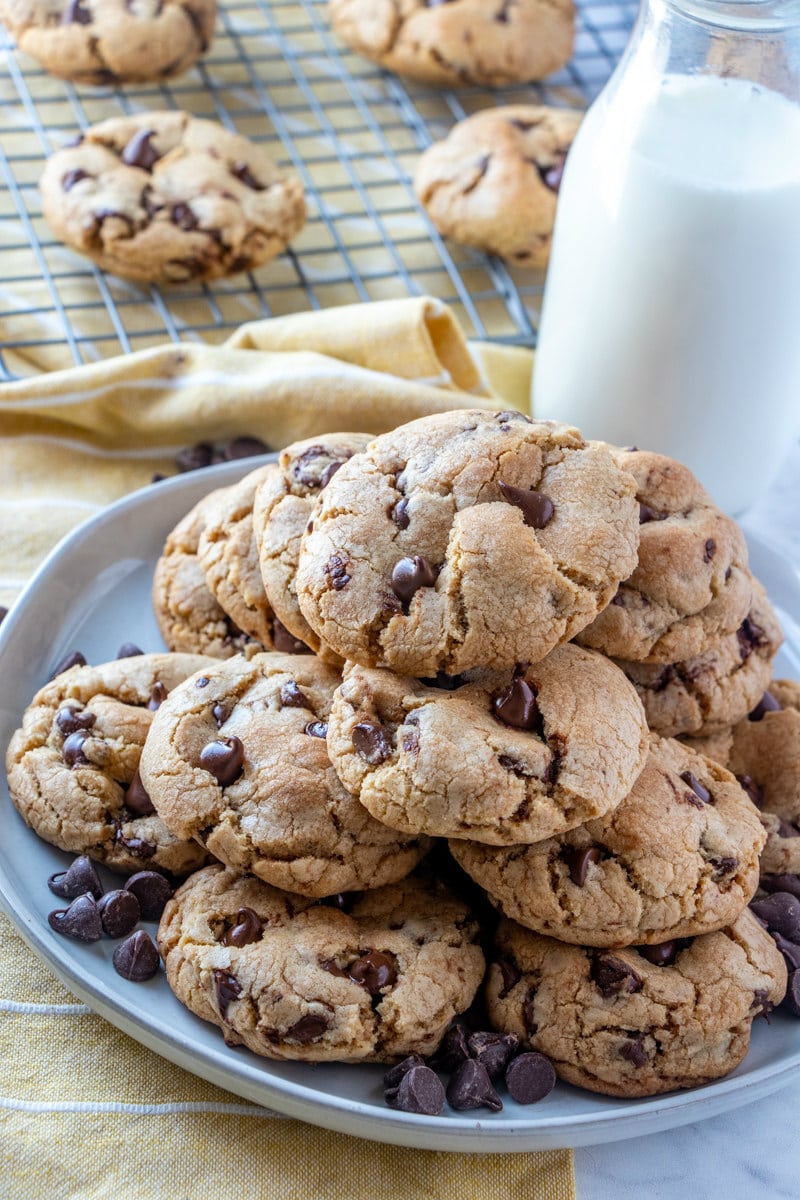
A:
0;298;572;1199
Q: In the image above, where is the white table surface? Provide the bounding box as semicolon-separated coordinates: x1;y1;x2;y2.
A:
577;438;800;1199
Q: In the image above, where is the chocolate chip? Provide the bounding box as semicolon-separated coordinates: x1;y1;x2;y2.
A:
710;855;739;877
63;0;91;24
199;736;244;786
498;482;554;529
773;931;800;972
348;949;397;995
147;681;168;710
292;444;354;488
750;893;800;942
320;957;348;978
563;845;602;887
121;129;159;171
391;556;437;606
285;1013;330;1043
48;893;102;942
761;874;800;901
125;871;172;920
429;1020;470;1072
222;907;263;947
50;650;86;678
279;681;310;709
195;676;210;688
496;957;521;998
783;970;800;1018
212;702;229;728
171;202;198;230
55;706;96;736
492;676;541;732
752;987;773;1021
505;1052;556;1104
737;774;764;807
212;968;242;1018
98;889;141;938
385;1064;445;1115
62;168;90;191
232;161;266;190
117;642;144;659
272;620;311;654
392;498;410;529
125;770;155;817
592;954;643;996
420;671;465;691
638;940;686;967
467;1031;519;1079
383;1054;425;1090
352;722;392;765
619;1033;648;1067
446;1059;502;1112
680;771;711;804
749;691;782;721
638;503;668;524
48;855;102;900
175;442;214;472
522;987;538;1034
323;555;351;590
110;931;159;982
223;436;271;460
115;832;156;859
62;730;90;768
305;721;328;738
703;538;717;562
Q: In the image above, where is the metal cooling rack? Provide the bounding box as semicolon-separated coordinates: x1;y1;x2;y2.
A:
0;0;636;379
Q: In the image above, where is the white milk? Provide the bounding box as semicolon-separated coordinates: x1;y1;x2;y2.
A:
533;74;800;513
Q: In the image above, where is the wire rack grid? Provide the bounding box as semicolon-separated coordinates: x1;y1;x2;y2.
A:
0;0;637;380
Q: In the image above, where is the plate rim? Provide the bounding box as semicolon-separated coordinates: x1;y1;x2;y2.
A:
1;458;798;1153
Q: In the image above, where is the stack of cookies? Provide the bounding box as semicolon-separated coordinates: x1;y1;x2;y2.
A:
7;409;795;1105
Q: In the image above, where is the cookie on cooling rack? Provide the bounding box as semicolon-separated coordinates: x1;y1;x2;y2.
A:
415;106;582;269
329;0;575;88
40;111;305;284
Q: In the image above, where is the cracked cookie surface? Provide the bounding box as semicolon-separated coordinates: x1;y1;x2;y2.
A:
614;580;782;737
329;0;575;87
577;448;753;663
6;653;213;874
327;644;649;845
0;0;216;84
723;680;800;824
139;652;430;896
40;111;305;284
450;735;764;946
295;410;640;676
158;864;485;1061
486;910;786;1097
253;433;372;661
414;105;581;269
153;492;267;660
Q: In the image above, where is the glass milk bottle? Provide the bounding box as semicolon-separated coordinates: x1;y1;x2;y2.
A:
533;0;800;514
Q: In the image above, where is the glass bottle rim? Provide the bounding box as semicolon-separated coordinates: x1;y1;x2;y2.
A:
663;0;800;30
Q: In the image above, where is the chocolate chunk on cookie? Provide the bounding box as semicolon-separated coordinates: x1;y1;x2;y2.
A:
329;0;575;88
6;653;213;874
450;735;765;946
486;910;786;1097
157;864;485;1061
327;644;649;844
40;111;305;284
139;653;430;896
296;410;640;675
415;105;581;269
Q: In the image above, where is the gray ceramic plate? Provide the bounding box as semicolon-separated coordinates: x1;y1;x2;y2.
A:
1;458;799;1152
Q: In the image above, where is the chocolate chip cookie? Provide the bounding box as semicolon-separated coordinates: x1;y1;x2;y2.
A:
327;644;649;845
40;111;305;284
296;410;640;676
414;106;582;269
329;0;575;88
614;581;782;737
759;810;800;878
0;0;216;84
253;433;372;661
486;910;786;1097
197;465;280;649
450;735;765;946
726;680;800;823
6;653;213;874
139;653;431;896
158;864;485;1061
153;493;267;660
577;448;752;662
